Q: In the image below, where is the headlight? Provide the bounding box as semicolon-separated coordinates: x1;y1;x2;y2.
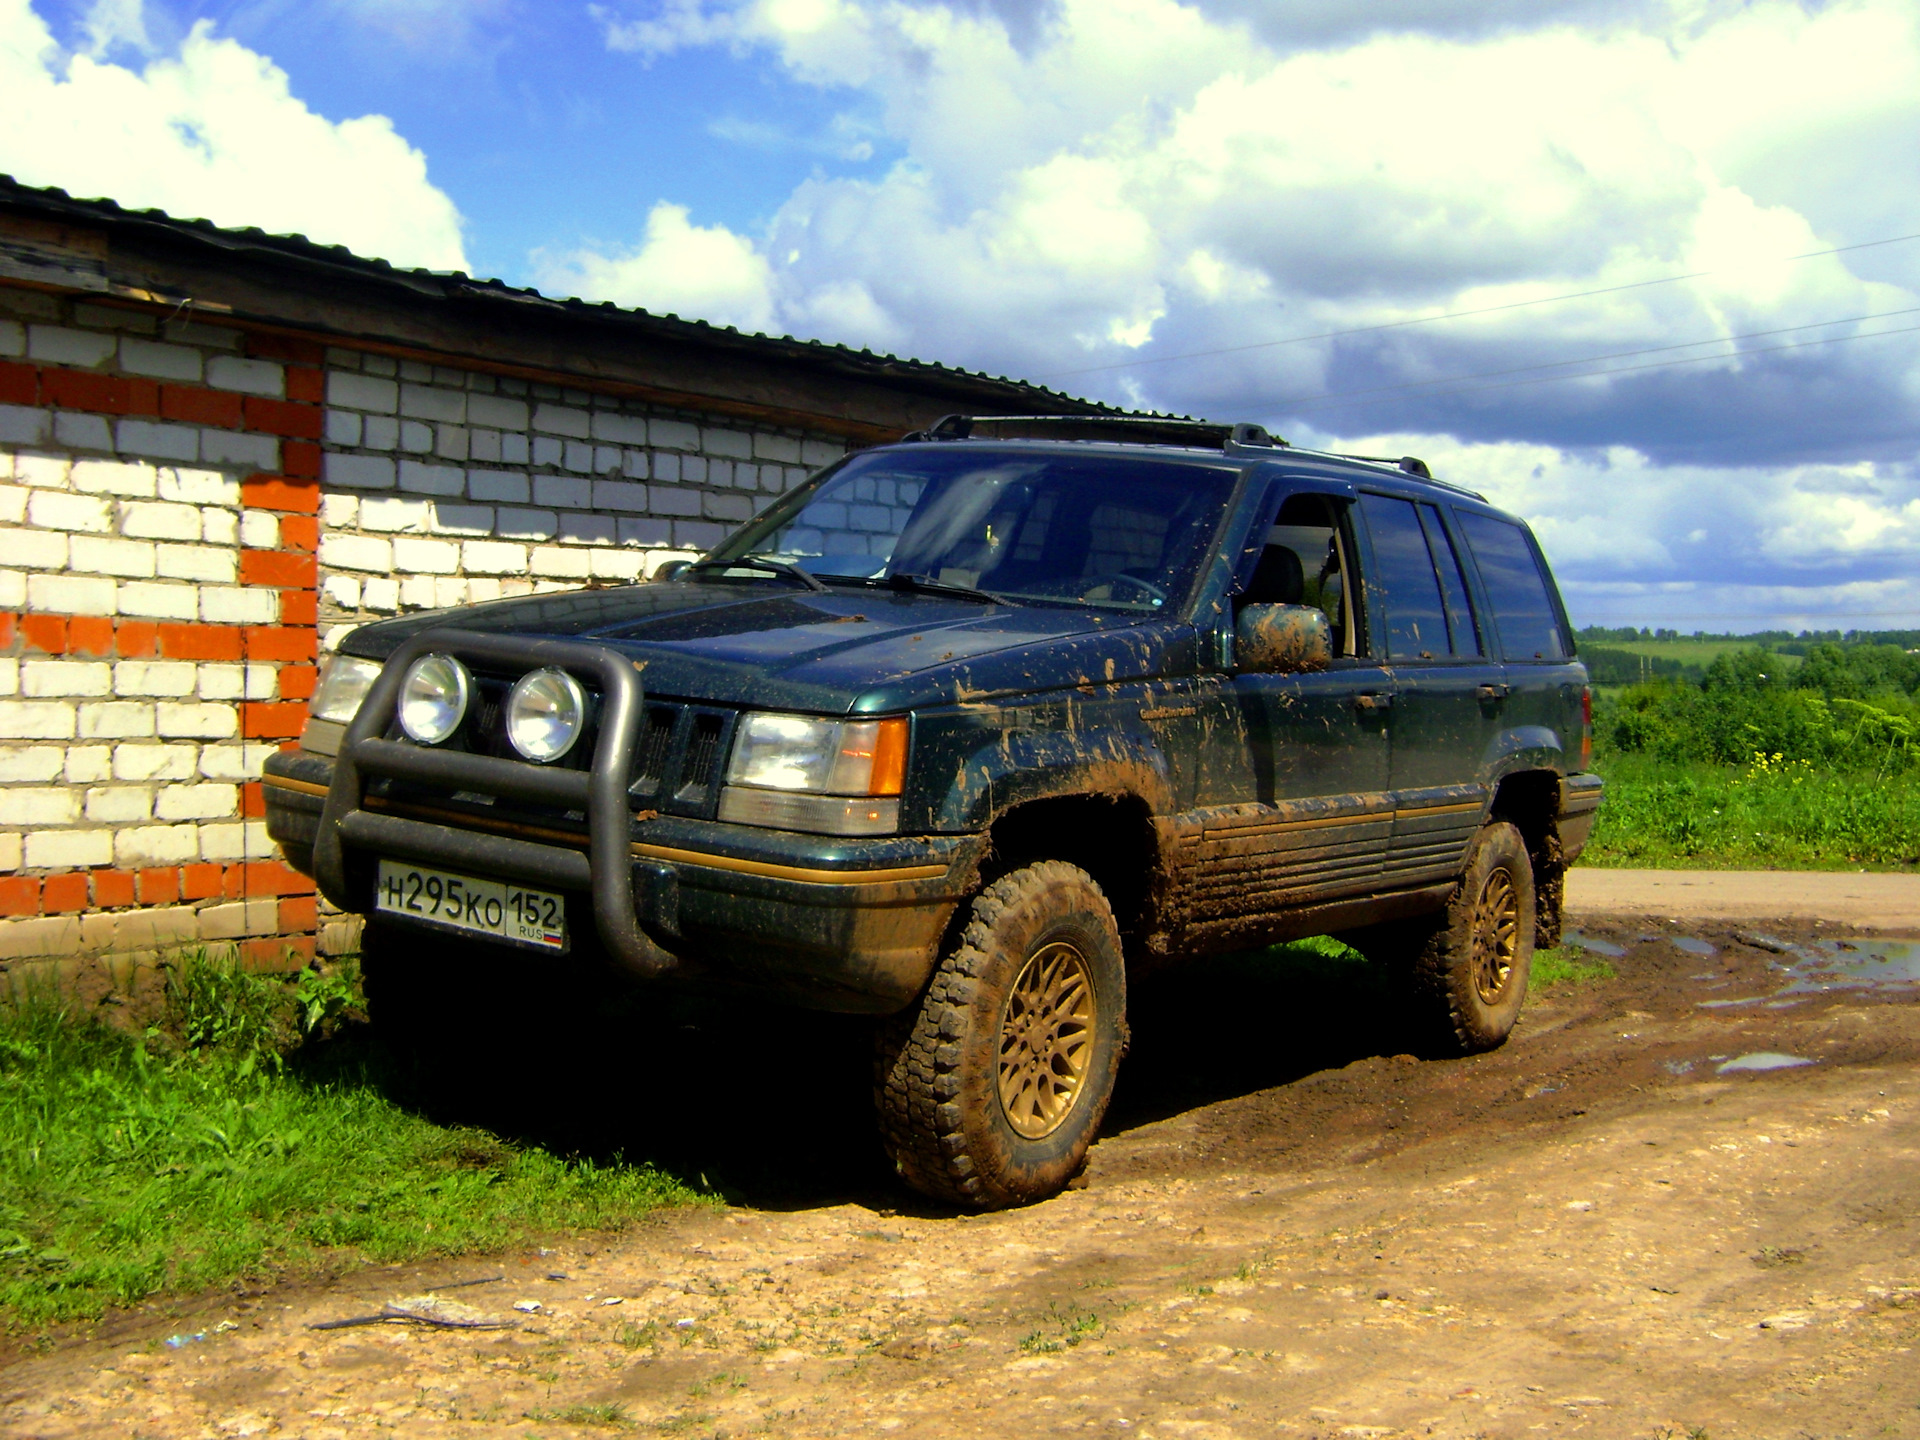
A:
506;667;587;763
719;713;908;836
398;654;472;745
726;714;907;794
309;653;383;725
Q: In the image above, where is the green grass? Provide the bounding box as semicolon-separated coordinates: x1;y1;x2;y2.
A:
0;952;703;1332
1582;752;1920;871
1528;948;1616;992
1589;638;1803;669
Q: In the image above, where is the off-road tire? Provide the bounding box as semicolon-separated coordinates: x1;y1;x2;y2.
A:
874;861;1127;1209
1409;820;1536;1054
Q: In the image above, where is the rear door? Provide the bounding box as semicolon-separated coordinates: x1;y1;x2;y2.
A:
1452;510;1582;771
1356;491;1504;887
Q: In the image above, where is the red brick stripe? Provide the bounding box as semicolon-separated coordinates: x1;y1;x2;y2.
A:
0;862;315;918
4;360;320;439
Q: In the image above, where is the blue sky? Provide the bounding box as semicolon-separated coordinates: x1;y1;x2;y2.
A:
5;0;1920;633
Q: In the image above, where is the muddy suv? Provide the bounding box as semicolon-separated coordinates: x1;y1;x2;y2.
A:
265;415;1601;1207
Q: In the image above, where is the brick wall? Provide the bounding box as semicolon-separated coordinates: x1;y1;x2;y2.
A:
0;284;850;977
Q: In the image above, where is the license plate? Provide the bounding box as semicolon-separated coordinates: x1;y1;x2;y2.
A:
374;859;567;951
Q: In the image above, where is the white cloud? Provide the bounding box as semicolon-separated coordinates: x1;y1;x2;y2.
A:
0;0;468;271
534;202;777;332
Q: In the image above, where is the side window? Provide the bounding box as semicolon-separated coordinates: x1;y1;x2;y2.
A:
1358;493;1450;661
1418;504;1481;657
1457;513;1568;661
1244;493;1357;656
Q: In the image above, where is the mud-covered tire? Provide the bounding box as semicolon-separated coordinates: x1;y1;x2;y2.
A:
874;861;1127;1209
1409;821;1536;1055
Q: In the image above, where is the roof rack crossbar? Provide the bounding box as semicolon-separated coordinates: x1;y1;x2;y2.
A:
904;414;1288;451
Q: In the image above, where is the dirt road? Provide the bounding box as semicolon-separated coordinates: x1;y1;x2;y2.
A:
4;912;1918;1439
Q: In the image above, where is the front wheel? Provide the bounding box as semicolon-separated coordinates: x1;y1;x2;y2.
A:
874;861;1127;1208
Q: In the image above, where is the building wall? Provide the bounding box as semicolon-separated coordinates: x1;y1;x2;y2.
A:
0;285;848;975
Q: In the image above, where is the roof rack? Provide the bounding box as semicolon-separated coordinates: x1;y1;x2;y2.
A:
903;414;1287;452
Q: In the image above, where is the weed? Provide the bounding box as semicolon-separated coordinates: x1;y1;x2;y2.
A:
1019;1299;1105;1353
689;1372;747;1398
526;1401;633;1429
1529;949;1617;992
616;1320;660;1350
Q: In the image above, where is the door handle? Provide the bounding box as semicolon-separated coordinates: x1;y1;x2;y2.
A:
1476;683;1511;702
1352;692;1393;712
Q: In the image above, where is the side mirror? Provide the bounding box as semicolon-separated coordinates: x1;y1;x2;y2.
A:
652;559;693;583
1236;603;1332;674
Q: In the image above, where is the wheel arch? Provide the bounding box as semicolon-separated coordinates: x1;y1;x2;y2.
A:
980;791;1163;953
1488;767;1568;946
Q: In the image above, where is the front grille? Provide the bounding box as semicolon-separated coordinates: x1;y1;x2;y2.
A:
627;702;737;816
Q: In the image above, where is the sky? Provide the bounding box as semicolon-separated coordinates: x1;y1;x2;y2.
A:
3;0;1919;634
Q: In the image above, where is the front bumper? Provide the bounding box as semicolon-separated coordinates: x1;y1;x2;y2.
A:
267;630;980;1013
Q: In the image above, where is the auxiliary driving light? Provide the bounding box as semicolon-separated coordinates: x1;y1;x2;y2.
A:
506;667;587;762
397;653;472;745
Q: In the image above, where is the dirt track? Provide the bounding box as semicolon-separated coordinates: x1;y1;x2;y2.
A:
4;911;1919;1440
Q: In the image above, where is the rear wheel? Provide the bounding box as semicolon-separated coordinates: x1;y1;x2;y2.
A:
1410;821;1536;1054
874;861;1127;1208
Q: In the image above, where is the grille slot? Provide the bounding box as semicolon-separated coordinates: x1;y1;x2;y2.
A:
677;713;726;803
625;702;737;817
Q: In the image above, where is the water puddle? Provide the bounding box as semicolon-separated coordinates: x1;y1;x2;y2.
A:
1671;937;1717;957
1690;935;1920;1008
1716;1052;1816;1074
1563;931;1628;959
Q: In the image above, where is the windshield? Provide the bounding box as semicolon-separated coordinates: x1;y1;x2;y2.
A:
707;447;1239;613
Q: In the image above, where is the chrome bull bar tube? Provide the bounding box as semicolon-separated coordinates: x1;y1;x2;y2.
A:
312;627;676;978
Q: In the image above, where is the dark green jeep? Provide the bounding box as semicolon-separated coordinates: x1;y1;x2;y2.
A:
265;415;1601;1207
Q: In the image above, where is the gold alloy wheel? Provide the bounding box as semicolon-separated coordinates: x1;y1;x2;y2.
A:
1470;865;1521;1005
996;940;1096;1140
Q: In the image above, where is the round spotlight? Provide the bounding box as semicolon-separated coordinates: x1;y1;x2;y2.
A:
506;667;587;763
397;653;471;746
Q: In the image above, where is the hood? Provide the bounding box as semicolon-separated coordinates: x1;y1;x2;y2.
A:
336;580;1193;713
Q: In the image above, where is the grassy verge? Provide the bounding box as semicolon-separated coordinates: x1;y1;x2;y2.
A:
0;953;703;1333
1529;948;1616;992
1581;753;1920;871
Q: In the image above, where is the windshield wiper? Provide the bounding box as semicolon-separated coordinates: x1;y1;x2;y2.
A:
876;572;1015;605
684;556;828;593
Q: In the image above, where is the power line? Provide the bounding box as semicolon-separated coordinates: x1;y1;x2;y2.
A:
1035;228;1920;381
1262;304;1920;412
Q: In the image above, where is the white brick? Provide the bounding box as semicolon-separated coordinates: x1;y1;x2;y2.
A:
400;420;432;452
393;537;459;574
196;897;279;937
703;427;754;459
0;701;75;739
27;829;113;868
460;540;526;575
0;834;19;872
321;573;361;608
156;782;238;820
239;510;280;548
114;743;198;781
55;413;113;452
800;438;844;467
361;577;400;611
201;508;237;546
198;743;273;781
27;324;116;367
69;535;156;579
650;485;701;517
320;493;360;527
118;501;202;541
559;512;615;545
400;384;466;423
468;468;528;504
592;480;649;512
398;575;438;609
0;527;68;570
651;419;699;451
429;502;493;536
623;449;651;478
467;578;502;603
159;467;239;505
201;430;278;470
532;403;591;438
398;459;464;496
563;441;593;473
119;338;203;381
0;485;25;523
432;577;468;607
530;546;591;579
78;701;155;739
0;405;52;446
325;453;396;490
534;475;591;509
589;549;649;581
63;745;110;782
22;660;111;697
116;419;200;462
245;664;276;701
0;745;63;781
0;319;21;357
0;787;79;825
468;428;501;463
754;432;803;463
26;573;114;615
495;508;556;540
359;496;432;532
324;410;362;447
84;786;153;823
156;543;237;583
363;416;399;450
592;412;649;445
27;490;112;532
618;518;671;546
438;427;471;461
320;533;393;572
72;459;158;497
157;702;238;739
328;372;398;413
116;581;199;621
594;446;622;474
199;587;277;624
467;394;528;430
12;455;62;489
206;355;283;396
114;660;197;697
114;824;199;867
677;455;704;483
0;658;15;696
197;663;244;700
